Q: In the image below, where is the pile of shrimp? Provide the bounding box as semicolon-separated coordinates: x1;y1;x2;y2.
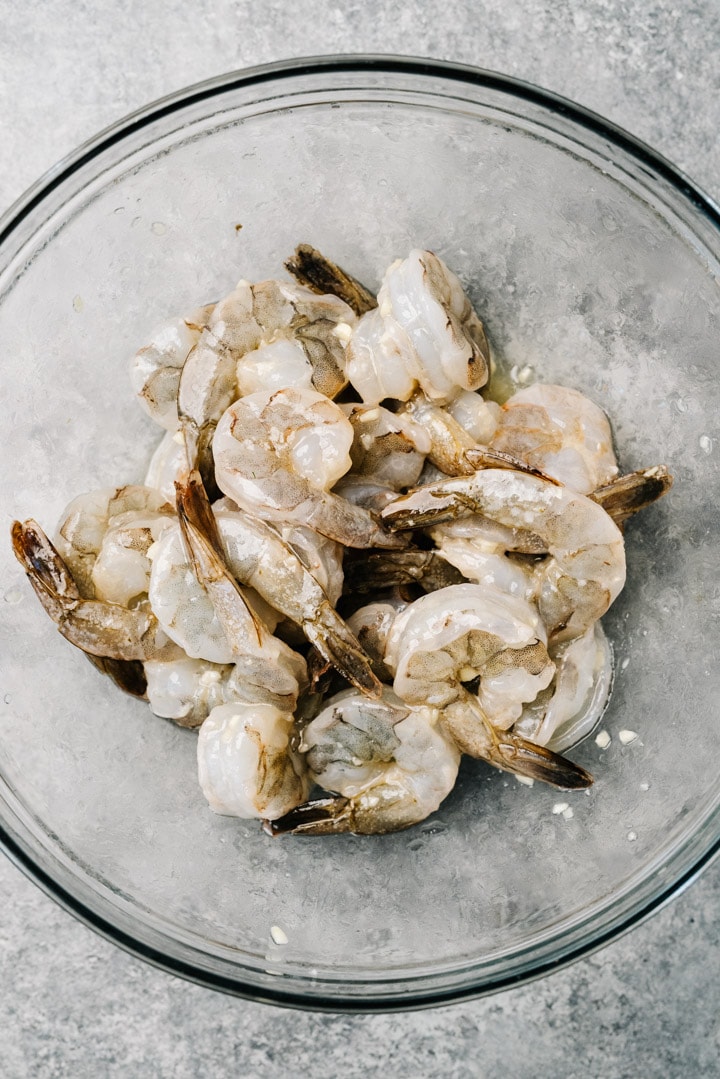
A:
11;245;672;836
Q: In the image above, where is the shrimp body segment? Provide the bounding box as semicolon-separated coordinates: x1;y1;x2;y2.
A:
198;702;310;820
54;485;174;600
490;384;618;494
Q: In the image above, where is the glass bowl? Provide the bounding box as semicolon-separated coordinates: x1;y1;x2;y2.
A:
1;56;719;1012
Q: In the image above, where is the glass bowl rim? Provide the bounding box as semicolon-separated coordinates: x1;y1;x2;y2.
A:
1;52;719;1013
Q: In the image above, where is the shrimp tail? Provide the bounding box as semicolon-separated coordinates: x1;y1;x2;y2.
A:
11;519;158;672
85;655;148;699
175;476;265;647
174;467;229;571
443;693;593;790
380;487;477;531
343;548;465;595
11;518;81;617
284;244;377;316
591;465;672;525
305;492;408;549
464;447;562;485
179;415;221;502
263;795;355;836
306;600;383;700
488;732;593;790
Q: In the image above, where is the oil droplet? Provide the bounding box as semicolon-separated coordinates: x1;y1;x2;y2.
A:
151;221;167;236
699;435;713;454
639;782;650;792
4;588;22;604
627;830;637;842
72;295;84;313
270;925;288;946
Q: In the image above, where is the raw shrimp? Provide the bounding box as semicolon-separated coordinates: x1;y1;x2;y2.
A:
489;384;618;494
385;583;555;726
215;496;345;608
148;521;305;709
176;490;307;710
345;249;491;405
155;475;382;697
54;485;174;600
212;387;404;549
513;623;613;753
177;278;357;451
129;305;214;430
198;701;310;820
12;519;169;662
381;469;626;641
383;583;592;789
265;689;461;835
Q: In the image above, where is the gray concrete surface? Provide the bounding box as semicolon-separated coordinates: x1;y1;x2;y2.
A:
1;2;719;1076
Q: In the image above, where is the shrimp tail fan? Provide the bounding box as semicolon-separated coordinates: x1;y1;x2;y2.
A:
492;733;593;790
263;796;354;836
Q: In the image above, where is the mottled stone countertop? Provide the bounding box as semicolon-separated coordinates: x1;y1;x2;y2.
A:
1;2;719;1076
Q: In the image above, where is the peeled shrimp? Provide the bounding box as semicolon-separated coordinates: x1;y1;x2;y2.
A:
265;689;461;835
152;476;381;697
381;468;626;641
148;519;305;709
345;250;491;405
213;387;403;548
198;701;310;820
53;485;174;601
385;583;555;726
12;519;169;662
177;277;356;437
489;384;618;494
429;518;537;602
129;306;213;431
382;583;591;789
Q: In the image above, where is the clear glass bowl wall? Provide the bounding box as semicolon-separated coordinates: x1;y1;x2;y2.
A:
1;58;719;1010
